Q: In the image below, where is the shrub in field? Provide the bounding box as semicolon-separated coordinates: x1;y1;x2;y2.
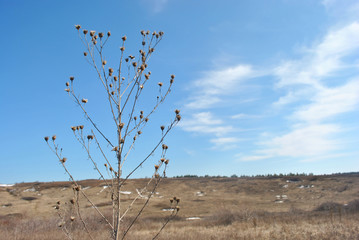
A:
45;25;180;240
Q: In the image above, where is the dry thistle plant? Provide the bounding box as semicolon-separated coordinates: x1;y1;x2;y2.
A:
45;25;181;240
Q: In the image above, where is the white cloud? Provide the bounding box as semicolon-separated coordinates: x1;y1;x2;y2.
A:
180;112;234;136
210;137;241;150
143;0;169;13
231;113;262;119
185;64;254;109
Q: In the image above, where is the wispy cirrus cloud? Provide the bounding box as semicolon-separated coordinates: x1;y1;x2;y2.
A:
239;21;359;162
185;64;254;109
142;0;169;13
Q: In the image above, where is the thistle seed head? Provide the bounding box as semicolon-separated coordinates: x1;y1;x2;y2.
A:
176;114;181;121
65;88;70;92
61;158;67;163
75;25;81;30
83;29;88;35
52;135;57;141
71;126;76;131
107;31;111;37
120;47;125;51
160;125;165;131
70;76;74;81
66;82;69;87
83;52;88;56
132;62;137;67
114;76;118;81
44;136;49;142
137;130;142;135
158;82;163;87
122;36;127;41
80;125;84;129
154;165;159;170
119;123;125;129
102;60;107;65
160;158;165;162
109;68;114;73
90;30;95;36
87;135;94;140
165;159;169;165
70;216;75;221
98;32;104;38
82;98;88;103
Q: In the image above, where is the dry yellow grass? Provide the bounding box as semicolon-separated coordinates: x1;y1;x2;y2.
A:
1;173;359;239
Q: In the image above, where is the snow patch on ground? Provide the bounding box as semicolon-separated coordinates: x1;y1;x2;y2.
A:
0;184;14;187
23;187;36;192
186;217;201;220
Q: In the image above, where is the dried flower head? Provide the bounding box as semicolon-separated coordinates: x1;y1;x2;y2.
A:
120;46;125;51
170;198;173;203
98;32;104;38
61;158;67;163
176;114;181;121
44;136;49;142
137;130;142;135
125;58;129;62
111;91;115;95
82;98;88;103
160;158;165;162
142;41;146;46
146;30;150;35
107;31;111;37
158;82;163;87
149;48;155;53
79;125;84;129
102;60;107;65
140;85;144;89
145;74;149;80
70;76;74;81
83;52;88;56
109;68;114;73
65;88;70;92
159;31;164;36
162;144;168;150
160;125;165;131
141;30;145;36
83;29;88;35
75;186;81;191
175;109;180;114
145;117;149;122
71;126;76;131
134;116;137;121
70;198;75;204
171;74;175;79
119;123;124;129
155;173;160;178
70;216;75;221
112;146;118;151
129;55;135;59
154;165;159;170
120;138;124;144
109;167;113;171
90;30;95;36
140;64;145;71
52;135;57;141
114;76;118;81
75;25;81;30
65;82;70;87
109;83;113;88
132;62;137;67
165;159;169;165
87;135;94;140
122;36;127;41
176;206;180;211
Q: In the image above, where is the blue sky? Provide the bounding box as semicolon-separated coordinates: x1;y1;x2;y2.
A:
1;0;358;184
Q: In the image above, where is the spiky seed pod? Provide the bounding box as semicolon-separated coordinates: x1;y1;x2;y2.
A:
119;123;124;129
145;117;149;122
175;109;180;114
70;216;75;221
137;130;142;135
160;158;165;162
102;60;107;65
80;125;84;129
70;76;74;81
109;83;113;88
61;158;67;163
90;30;95;36
160;125;165;131
141;30;145;36
120;47;125;51
122;36;127;41
107;31;111;37
87;135;94;140
109;167;113;171
44;136;49;142
176;114;181;121
98;32;104;38
65;88;70;92
71;126;76;131
83;29;88;35
132;62;137;67
52;135;57;141
83;52;88;56
70;198;75;204
158;82;163;87
82;98;88;103
142;41;146;46
114;76;118;81
155;164;159;170
75;25;81;30
165;159;169;165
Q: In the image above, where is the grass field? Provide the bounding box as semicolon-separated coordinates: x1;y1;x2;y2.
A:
1;173;359;239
